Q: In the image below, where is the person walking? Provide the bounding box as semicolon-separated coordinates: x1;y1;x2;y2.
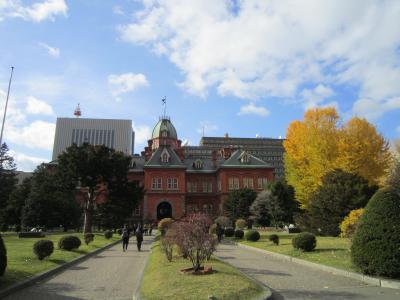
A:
121;225;130;252
135;225;143;251
216;223;224;243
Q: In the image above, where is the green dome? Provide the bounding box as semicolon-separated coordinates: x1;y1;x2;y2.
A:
152;118;178;140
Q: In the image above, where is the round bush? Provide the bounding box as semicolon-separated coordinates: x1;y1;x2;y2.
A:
33;240;54;260
340;208;364;238
104;230;113;239
235;219;246;230
58;236;81;251
292;232;316;252
0;234;6;276
234;230;244;239
224;227;235;237
245;230;260;241
351;189;400;278
269;234;279;245
84;233;95;245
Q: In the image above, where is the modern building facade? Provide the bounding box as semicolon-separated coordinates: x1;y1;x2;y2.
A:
199;136;285;178
52;117;134;160
129;117;275;221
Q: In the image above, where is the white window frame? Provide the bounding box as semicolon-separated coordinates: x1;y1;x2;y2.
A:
152;177;162;190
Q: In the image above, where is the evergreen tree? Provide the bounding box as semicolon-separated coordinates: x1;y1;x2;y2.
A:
5;177;31;227
22;164;81;229
224;188;257;223
268;180;299;223
0;143;17;226
57;143;132;232
249;190;273;227
307;169;376;236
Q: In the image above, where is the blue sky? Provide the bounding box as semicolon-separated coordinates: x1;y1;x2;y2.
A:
0;0;399;171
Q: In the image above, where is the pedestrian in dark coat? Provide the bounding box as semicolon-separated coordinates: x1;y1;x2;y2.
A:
121;225;130;252
216;223;223;243
135;226;143;251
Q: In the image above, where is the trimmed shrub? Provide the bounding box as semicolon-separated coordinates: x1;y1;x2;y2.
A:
158;218;174;235
33;240;54;260
234;230;244;239
104;230;113;239
245;230;260;242
292;232;316;252
84;233;95;245
58;236;81;251
0;234;6;276
340;208;364;238
224;227;235;237
351;189;400;278
269;234;279;245
235;219;246;230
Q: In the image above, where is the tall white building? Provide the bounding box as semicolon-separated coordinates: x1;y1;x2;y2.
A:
52;118;134;160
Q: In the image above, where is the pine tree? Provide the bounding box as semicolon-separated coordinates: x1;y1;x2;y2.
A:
0;143;17;226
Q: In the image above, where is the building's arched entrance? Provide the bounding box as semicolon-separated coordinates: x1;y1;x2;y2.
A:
157;201;172;220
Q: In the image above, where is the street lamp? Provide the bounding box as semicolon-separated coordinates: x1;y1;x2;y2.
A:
0;67;14;147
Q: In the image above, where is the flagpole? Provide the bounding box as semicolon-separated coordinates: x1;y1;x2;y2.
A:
0;66;14;147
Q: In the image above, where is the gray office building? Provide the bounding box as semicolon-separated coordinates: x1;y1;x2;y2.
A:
52;118;134;160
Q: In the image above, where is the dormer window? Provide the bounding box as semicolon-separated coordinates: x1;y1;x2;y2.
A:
194;159;203;169
160;148;170;163
240;153;250;164
161;130;168;137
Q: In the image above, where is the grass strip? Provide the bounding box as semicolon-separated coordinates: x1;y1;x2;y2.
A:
140;240;264;300
0;233;120;288
238;231;353;272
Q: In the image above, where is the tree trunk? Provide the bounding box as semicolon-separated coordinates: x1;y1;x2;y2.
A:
83;190;95;233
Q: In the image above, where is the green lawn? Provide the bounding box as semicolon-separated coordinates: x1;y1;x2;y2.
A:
238;231;354;272
140;240;264;300
0;233;120;289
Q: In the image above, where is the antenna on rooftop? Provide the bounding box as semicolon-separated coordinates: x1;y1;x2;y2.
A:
161;96;166;118
74;103;81;118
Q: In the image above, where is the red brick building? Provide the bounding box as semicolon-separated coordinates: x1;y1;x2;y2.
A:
129;117;275;221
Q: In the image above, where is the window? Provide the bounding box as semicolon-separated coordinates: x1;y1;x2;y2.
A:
240;153;250;164
217;179;221;192
194;159;203;169
243;177;254;189
257;177;268;189
161;130;168;137
187;204;198;214
133;206;140;216
162;153;169;162
228;177;239;190
187;182;197;192
152;177;162;190
167;178;178;190
202;182;212;193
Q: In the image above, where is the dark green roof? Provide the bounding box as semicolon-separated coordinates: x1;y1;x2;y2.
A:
144;146;185;168
221;150;272;168
151;118;177;140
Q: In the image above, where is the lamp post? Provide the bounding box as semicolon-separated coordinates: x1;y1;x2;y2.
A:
0;67;14;147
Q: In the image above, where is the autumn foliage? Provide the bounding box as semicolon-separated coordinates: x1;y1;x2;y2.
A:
340;208;364;238
284;108;391;207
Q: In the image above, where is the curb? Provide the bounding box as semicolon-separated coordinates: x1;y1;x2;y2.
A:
236;242;400;290
0;238;121;299
213;255;273;300
133;236;156;300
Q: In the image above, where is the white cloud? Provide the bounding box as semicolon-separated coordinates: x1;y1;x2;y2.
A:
133;123;151;145
112;5;124;15
38;42;60;57
197;120;218;135
10;150;48;172
238;103;269;117
26;96;55;115
301;84;334;109
6;120;56;150
353;97;400;120
118;0;400;117
108;73;149;98
0;0;68;22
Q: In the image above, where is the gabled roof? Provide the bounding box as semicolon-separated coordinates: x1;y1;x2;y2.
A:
144;146;186;168
221;150;272;168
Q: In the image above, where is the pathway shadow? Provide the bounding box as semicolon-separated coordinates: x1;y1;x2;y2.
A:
217;256;236;259
271;288;358;300
239;267;291;277
49;259;67;265
6;282;84;300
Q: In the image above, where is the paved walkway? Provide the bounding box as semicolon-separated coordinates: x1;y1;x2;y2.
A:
4;235;153;300
215;242;400;300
